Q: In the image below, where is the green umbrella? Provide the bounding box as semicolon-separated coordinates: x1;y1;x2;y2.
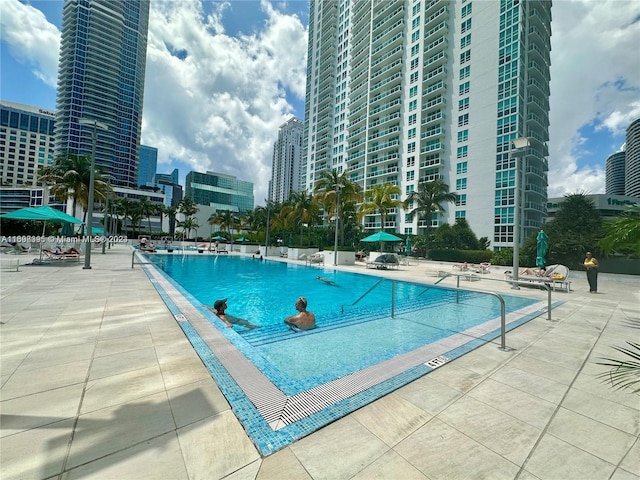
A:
536;230;549;268
212;235;226;241
235;236;249;242
361;231;403;242
1;206;84;262
405;236;412;256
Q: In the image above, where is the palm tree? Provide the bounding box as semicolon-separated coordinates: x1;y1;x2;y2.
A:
404;179;457;239
39;152;110;220
314;169;362;247
284;190;319;245
214;210;239;237
360;183;402;231
166;205;178;237
138;196;155;234
118;197;136;237
178;197;198;219
177;217;200;242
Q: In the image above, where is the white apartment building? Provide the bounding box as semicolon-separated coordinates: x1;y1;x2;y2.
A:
270;117;304;203
302;0;551;249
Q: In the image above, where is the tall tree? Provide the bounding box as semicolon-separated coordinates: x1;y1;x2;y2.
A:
39;152;110;219
314;169;361;246
404;179;457;236
360;183;402;231
138;196;155;234
543;193;603;268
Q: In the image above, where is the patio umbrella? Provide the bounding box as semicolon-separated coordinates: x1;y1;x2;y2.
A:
288;233;294;248
361;231;402;254
361;231;403;242
235;236;249;242
536;229;549;268
212;235;226;241
1;206;84;262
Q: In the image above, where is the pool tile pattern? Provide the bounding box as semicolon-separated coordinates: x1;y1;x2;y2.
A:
140;253;553;455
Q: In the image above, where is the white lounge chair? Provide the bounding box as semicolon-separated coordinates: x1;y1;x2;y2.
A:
366;254;400;270
506;264;571;292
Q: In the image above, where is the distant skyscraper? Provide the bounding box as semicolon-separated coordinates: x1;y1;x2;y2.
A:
138;145;158;186
270;117;304;203
605;151;626;195
54;0;150;188
625;118;640;197
303;0;552;248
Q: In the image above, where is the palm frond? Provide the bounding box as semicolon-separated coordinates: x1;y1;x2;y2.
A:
596;341;640;393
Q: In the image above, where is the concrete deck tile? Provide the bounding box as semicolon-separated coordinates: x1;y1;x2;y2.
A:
467;378;557;429
93;333;155;357
561;388;640;436
610;468;640;480
67;391;176;469
256;448;312;480
395;417;520;479
1;358;91;400
438;395;542;465
177;411;260;480
166;378;230;428
88;347;159;380
0;383;84;437
157;357;212;390
226;460;262;480
350;392;431;447
351;449;428;480
421;361;485;393
289;416;389;480
524;434;616;480
19;342;96;371
619;440;640;476
506;353;579;385
547;407;638;465
489;364;569;404
395;375;464;415
61;432;189;480
0;418;75;480
571;373;640;410
79;365;165;414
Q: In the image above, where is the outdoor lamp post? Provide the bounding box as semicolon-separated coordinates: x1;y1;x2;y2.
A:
78;118;108;269
101;175;114;254
333;185;341;266
511;136;530;288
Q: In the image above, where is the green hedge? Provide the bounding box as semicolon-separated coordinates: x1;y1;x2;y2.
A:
428;249;493;263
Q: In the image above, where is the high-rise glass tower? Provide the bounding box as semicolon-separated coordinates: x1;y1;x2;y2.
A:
303;0;551;248
54;0;150;188
605;151;626;195
270;117;304;203
625;118;640;197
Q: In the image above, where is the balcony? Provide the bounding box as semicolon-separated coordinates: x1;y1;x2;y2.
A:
424;5;448;30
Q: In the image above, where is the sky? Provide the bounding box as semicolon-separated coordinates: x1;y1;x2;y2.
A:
1;0;639;206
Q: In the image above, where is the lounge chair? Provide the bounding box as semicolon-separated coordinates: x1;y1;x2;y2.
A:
306;253;324;265
506;264;571;292
43;248;81;261
366;254;400;270
215;245;228;254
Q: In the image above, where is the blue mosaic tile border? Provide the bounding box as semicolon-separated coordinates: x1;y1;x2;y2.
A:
138;256;560;456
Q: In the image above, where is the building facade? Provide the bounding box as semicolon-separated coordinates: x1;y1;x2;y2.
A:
138;145;158;186
605;151;626;195
270;117;304;203
625;118;640;197
547;194;638;222
54;0;150;188
185;171;254;213
302;0;551;249
0;101;56;187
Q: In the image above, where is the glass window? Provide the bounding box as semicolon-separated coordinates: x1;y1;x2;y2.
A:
456;146;468;158
457;130;469;142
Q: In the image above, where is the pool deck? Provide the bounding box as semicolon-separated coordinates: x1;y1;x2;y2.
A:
1;246;638;480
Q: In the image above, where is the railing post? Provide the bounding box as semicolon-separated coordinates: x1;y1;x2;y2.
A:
497;295;507;350
132;250;135;268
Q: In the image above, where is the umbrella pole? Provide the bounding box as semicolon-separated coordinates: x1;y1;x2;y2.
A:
39;221;46;262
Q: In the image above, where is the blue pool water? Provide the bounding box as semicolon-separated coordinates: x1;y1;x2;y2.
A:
158;254;539;394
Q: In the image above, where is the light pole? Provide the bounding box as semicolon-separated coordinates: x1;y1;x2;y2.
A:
511;136;530;288
333;185;341;266
78;118;108;269
102;175;113;254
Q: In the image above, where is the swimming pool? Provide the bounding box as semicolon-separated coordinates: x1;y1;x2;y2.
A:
141;252;554;454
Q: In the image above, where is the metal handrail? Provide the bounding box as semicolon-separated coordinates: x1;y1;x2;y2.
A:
341;278;386;314
131;250;165;270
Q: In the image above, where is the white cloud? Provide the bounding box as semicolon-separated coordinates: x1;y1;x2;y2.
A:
0;0;60;87
142;0;308;204
548;0;640;195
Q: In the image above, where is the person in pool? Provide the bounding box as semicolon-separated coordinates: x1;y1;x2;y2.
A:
284;296;316;331
206;298;260;329
315;276;338;286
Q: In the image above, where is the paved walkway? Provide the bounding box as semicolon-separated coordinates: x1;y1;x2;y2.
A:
1;246;638;480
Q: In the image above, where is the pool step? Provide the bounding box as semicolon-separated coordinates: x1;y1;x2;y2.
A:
241;294;458;347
